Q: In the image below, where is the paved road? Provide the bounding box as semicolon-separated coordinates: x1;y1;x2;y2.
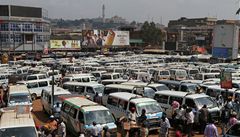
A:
32;99;221;137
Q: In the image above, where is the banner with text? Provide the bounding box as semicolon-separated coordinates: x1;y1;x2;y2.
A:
50;40;81;50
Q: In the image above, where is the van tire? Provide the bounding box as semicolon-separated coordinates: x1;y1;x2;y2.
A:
31;94;37;101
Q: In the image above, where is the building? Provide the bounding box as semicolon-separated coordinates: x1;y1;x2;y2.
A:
0;5;50;53
167;17;217;53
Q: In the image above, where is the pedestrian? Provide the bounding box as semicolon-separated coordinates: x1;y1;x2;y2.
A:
159;113;171;137
227;112;238;128
216;94;224;107
54;102;61;118
204;118;218;137
175;125;183;137
138;109;148;137
129;107;137;125
180;104;188;134
220;105;231;135
93;92;102;104
90;121;101;137
57;119;66;137
199;104;209;134
101;126;110;137
174;105;184;128
186;107;194;137
171;100;180;119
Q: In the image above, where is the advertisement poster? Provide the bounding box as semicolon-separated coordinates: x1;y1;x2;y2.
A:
50;40;81;50
82;30;129;46
220;70;232;89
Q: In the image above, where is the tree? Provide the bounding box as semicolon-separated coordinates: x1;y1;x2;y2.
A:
141;21;164;46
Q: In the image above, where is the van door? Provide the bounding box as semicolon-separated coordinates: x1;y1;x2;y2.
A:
154;94;169;114
68;107;80;134
106;96;122;119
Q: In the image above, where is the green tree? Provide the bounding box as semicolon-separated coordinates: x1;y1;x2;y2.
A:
141;21;164;46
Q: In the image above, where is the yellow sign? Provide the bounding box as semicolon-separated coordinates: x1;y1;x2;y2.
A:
50;40;81;50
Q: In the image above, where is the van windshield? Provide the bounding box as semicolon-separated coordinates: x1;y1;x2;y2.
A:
84;110;115;125
195;97;217;109
9;93;30;103
93;86;104;94
0;127;37;137
160;71;169;75
176;71;187;76
136;101;162;114
155;85;169;91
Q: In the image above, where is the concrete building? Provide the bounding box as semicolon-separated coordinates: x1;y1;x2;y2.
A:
0;5;50;53
167;17;217;53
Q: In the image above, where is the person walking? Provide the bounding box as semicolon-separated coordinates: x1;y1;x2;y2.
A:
204;119;218;137
138;109;148;137
199;105;209;134
186;107;194;137
159;113;171;137
90;121;101;137
228;112;238;128
129;107;137;124
57;119;66;137
220;105;231;135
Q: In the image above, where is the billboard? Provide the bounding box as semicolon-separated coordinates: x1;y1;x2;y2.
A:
212;47;232;59
0;5;9;16
82;30;129;46
50;40;81;50
220;70;232;89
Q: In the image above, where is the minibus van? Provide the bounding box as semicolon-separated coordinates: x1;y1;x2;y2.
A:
62;74;97;83
61;97;117;136
106;92;163;130
63;82;104;100
154;90;220;123
8;85;32;109
169;69;188;81
41;86;71;115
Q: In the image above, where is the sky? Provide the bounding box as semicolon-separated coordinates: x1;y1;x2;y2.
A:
1;0;240;25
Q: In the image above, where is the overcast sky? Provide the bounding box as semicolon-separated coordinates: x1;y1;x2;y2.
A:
1;0;240;25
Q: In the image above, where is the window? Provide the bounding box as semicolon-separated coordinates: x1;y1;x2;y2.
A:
22;23;33;32
27;82;38;88
69;107;77;118
34;23;43;32
0;23;9;31
27;76;37;80
78;111;84;123
154;94;169;104
75;86;84;93
82;78;90;82
10;23;21;31
87;87;94;94
39;75;46;79
103;88;117;95
169;96;183;105
39;81;48;87
107;96;118;106
185;99;196;108
119;100;128;110
62;103;71;113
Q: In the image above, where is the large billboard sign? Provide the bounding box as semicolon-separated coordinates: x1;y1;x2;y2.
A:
82;30;129;46
220;70;232;89
50;40;81;50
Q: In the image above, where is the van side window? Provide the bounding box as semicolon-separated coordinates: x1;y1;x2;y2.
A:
180;85;188;92
169;96;183;105
78;111;84;123
39;81;48;87
62;103;71;112
154;94;169;104
87;87;94;94
206;89;216;97
104;88;116;95
39;75;46;79
82;78;90;82
185;99;196;108
119;100;128;110
69;107;77;118
27;82;38;88
107;97;118;106
76;86;84;94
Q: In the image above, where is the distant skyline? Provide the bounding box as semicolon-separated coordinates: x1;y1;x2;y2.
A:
1;0;239;25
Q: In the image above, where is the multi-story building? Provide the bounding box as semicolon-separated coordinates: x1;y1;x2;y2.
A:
167;17;217;52
0;5;50;53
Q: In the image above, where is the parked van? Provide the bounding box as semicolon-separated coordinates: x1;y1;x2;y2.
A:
154;91;220;122
41;86;71;115
152;69;171;81
169;69;188;81
195;73;220;81
102;84;156;105
0;107;38;137
17;79;51;100
26;74;47;81
121;82;169;91
8;85;32;109
62;82;104;100
101;73;121;80
62;74;97;83
106;92;163;130
61;97;117;136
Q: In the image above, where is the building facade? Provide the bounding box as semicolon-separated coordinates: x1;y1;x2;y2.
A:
0;5;50;53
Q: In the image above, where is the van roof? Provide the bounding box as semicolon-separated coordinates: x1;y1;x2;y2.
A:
63;81;103;87
64;74;92;78
42;86;71;95
64;97;99;109
9;85;29;94
0;110;35;129
105;84;136;90
155;90;209;99
109;92;155;104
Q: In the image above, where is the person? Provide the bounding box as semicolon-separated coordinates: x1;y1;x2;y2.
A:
174;105;184;128
101;126;110;137
42;115;58;137
90;121;101;137
57;119;66;137
93;93;102;104
138;109;148;137
180;105;188;134
54;102;61;118
204;118;218;137
129;107;137;124
186;107;194;137
171;100;180;119
159;113;171;137
216;94;224;107
228;112;238;128
199;105;209;134
175;125;183;137
220;105;231;135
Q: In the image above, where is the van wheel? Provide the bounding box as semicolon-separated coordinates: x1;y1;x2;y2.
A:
31;94;37;101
